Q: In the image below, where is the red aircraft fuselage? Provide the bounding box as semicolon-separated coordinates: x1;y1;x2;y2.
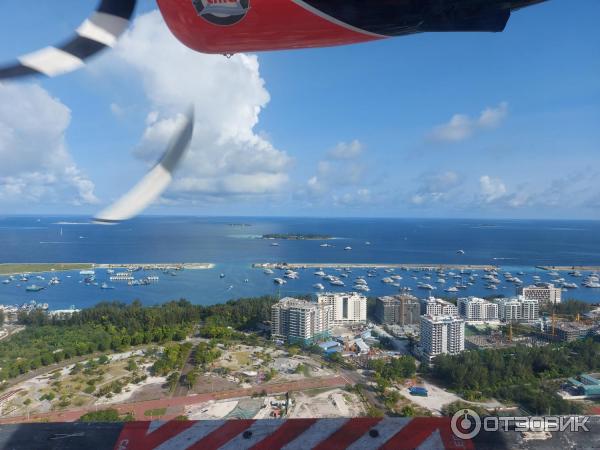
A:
157;0;548;54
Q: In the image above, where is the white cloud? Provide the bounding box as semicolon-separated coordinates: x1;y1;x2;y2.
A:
107;11;291;201
429;102;508;143
0;83;97;206
327;140;363;160
410;171;462;206
301;140;369;205
479;175;507;203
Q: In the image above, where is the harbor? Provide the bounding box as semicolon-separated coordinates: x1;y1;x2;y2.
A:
254;262;499;271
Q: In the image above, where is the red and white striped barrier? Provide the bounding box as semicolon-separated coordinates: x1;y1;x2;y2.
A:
114;418;474;450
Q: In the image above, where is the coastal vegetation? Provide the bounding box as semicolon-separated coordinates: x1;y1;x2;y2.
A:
0;263;93;275
429;338;600;414
0;296;277;382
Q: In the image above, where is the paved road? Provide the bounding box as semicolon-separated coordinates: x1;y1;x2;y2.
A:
0;376;348;424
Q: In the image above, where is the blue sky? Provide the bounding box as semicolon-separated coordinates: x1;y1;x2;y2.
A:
0;0;598;219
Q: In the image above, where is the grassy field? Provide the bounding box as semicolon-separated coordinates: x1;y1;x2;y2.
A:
0;263;94;275
144;408;167;417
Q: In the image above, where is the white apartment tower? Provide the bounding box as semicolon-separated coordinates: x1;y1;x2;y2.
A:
421;297;458;317
271;297;333;345
495;297;539;323
420;315;465;360
458;297;499;322
317;292;367;325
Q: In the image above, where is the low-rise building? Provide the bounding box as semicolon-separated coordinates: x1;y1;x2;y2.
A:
566;374;600;398
375;294;420;326
457;297;499;323
271;297;332;345
419;315;465;361
518;284;561;304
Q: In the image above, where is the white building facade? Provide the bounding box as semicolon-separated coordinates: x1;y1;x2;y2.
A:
317;292;367;325
517;284;561;304
458;297;499;323
495;297;539;323
421;297;458;317
271;297;333;345
420;315;465;360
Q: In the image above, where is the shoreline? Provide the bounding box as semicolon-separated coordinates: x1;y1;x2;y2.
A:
0;262;214;275
253;263;499;270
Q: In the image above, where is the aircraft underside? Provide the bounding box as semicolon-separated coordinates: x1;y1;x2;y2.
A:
157;0;549;54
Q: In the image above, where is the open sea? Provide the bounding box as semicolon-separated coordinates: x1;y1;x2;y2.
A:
1;216;600;310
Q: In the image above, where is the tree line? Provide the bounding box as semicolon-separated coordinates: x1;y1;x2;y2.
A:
0;296;277;382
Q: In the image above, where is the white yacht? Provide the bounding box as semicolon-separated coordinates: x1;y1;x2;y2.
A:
314;270;326;277
344;246;352;251
354;284;370;292
381;277;394;284
263;268;274;275
418;283;435;290
562;282;578;289
445;286;459;293
320;243;332;247
436;278;446;284
271;242;279;247
313;283;325;290
330;279;345;286
273;278;286;285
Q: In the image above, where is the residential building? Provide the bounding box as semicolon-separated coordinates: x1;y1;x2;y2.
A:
375;294;420;325
271;297;332;345
420;315;465;360
316;292;366;325
495;296;539;323
420;297;458;317
518;284;561;304
457;297;499;323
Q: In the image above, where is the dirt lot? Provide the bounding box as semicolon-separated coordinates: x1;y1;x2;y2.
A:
288;388;365;418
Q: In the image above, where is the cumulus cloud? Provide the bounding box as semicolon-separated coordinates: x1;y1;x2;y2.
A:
410;171;462;206
106;11;291;201
301;140;370;205
429;102;508;143
479;175;507;203
0;83;97;206
327;140;363;160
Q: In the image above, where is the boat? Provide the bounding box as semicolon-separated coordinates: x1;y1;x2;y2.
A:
25;284;45;292
284;271;299;279
354;284;370;292
445;286;459;293
1;279;10;285
263;269;274;275
220;273;226;278
313;283;325;290
365;241;371;245
562;282;578;289
485;284;498;290
548;271;560;277
436;278;446;284
314;271;326;277
100;283;114;290
320;243;332;248
457;250;465;254
48;277;60;285
354;278;368;285
79;270;95;275
390;275;402;280
381;277;394;284
273;278;286;285
330;279;345;286
344;246;352;251
584;281;600;288
271;242;279;247
418;283;435;290
569;271;582;277
107;269;115;274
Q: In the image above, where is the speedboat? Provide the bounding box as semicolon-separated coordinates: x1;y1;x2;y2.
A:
344;246;352;251
273;278;286;285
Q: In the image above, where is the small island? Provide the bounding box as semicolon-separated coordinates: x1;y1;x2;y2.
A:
262;233;333;240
